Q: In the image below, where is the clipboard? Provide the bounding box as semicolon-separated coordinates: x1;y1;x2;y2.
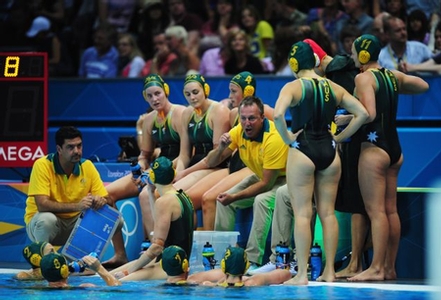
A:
61;204;122;261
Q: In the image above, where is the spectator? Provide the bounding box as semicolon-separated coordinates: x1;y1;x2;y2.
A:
223;28;265;75
141;33;178;77
200;0;239;55
339;24;362;55
26;15;68;77
382;0;407;23
270;0;308;30
165;25;200;76
400;52;441;74
29;0;65;34
333;0;373;55
272;26;305;75
0;2;34;50
134;0;171;60
378;16;432;71
307;0;347;54
117;33;145;77
97;0;137;33
167;0;204;56
370;12;390;47
78;22;118;78
407;9;431;45
405;0;439;21
240;4;274;60
199;45;228;76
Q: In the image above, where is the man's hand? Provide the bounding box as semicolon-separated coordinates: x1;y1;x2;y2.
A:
91;195;107;210
217;192;235;206
78;194;94;211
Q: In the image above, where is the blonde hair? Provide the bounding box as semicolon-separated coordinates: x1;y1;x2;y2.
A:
118;33;144;60
225;28;250;57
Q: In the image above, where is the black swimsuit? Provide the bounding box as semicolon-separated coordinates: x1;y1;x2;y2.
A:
289;78;337;171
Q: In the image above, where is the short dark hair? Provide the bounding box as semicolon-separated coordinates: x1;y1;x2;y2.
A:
55;126;82;147
239;96;264;116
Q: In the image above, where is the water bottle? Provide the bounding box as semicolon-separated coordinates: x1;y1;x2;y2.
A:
310;243;322;281
139;239;151;255
335;108;351;142
130;160;142;179
275;242;290;270
68;252;98;273
202;242;216;271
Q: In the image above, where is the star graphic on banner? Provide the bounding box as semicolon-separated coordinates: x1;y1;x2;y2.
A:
367;131;378;142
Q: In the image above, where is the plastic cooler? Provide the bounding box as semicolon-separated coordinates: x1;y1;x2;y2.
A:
189;231;240;274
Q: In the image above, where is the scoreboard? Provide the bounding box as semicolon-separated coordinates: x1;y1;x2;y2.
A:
0;52;48;167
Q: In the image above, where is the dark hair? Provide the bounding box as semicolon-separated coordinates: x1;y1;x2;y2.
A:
55;126;82;147
240;5;261;33
272;26;305;73
407;9;430;43
211;0;238;33
239;96;264;116
340;24;362;43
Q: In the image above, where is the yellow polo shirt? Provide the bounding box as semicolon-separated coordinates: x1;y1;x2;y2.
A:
228;118;287;179
24;153;108;224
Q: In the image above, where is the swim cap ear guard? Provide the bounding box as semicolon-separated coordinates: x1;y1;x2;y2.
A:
148;156;176;185
353;34;381;65
160;245;189;276
288;41;316;73
231;71;256;98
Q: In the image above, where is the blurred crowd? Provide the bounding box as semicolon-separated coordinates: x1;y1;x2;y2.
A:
1;0;440;78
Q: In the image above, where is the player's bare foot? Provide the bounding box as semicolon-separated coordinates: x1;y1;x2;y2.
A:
384;268;397;280
336;266;362;278
283;275;308;286
316;272;336;282
347;268;384;282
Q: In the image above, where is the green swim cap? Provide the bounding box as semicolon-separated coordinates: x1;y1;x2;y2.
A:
221;247;250;276
149;156;176;185
184;73;210;97
143;74;169;96
353;34;381;64
230;71;256;98
22;241;48;269
288;41;316;73
40;253;69;282
160;245;189;276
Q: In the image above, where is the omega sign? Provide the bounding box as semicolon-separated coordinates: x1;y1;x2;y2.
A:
0;142;46;167
0;52;48;168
